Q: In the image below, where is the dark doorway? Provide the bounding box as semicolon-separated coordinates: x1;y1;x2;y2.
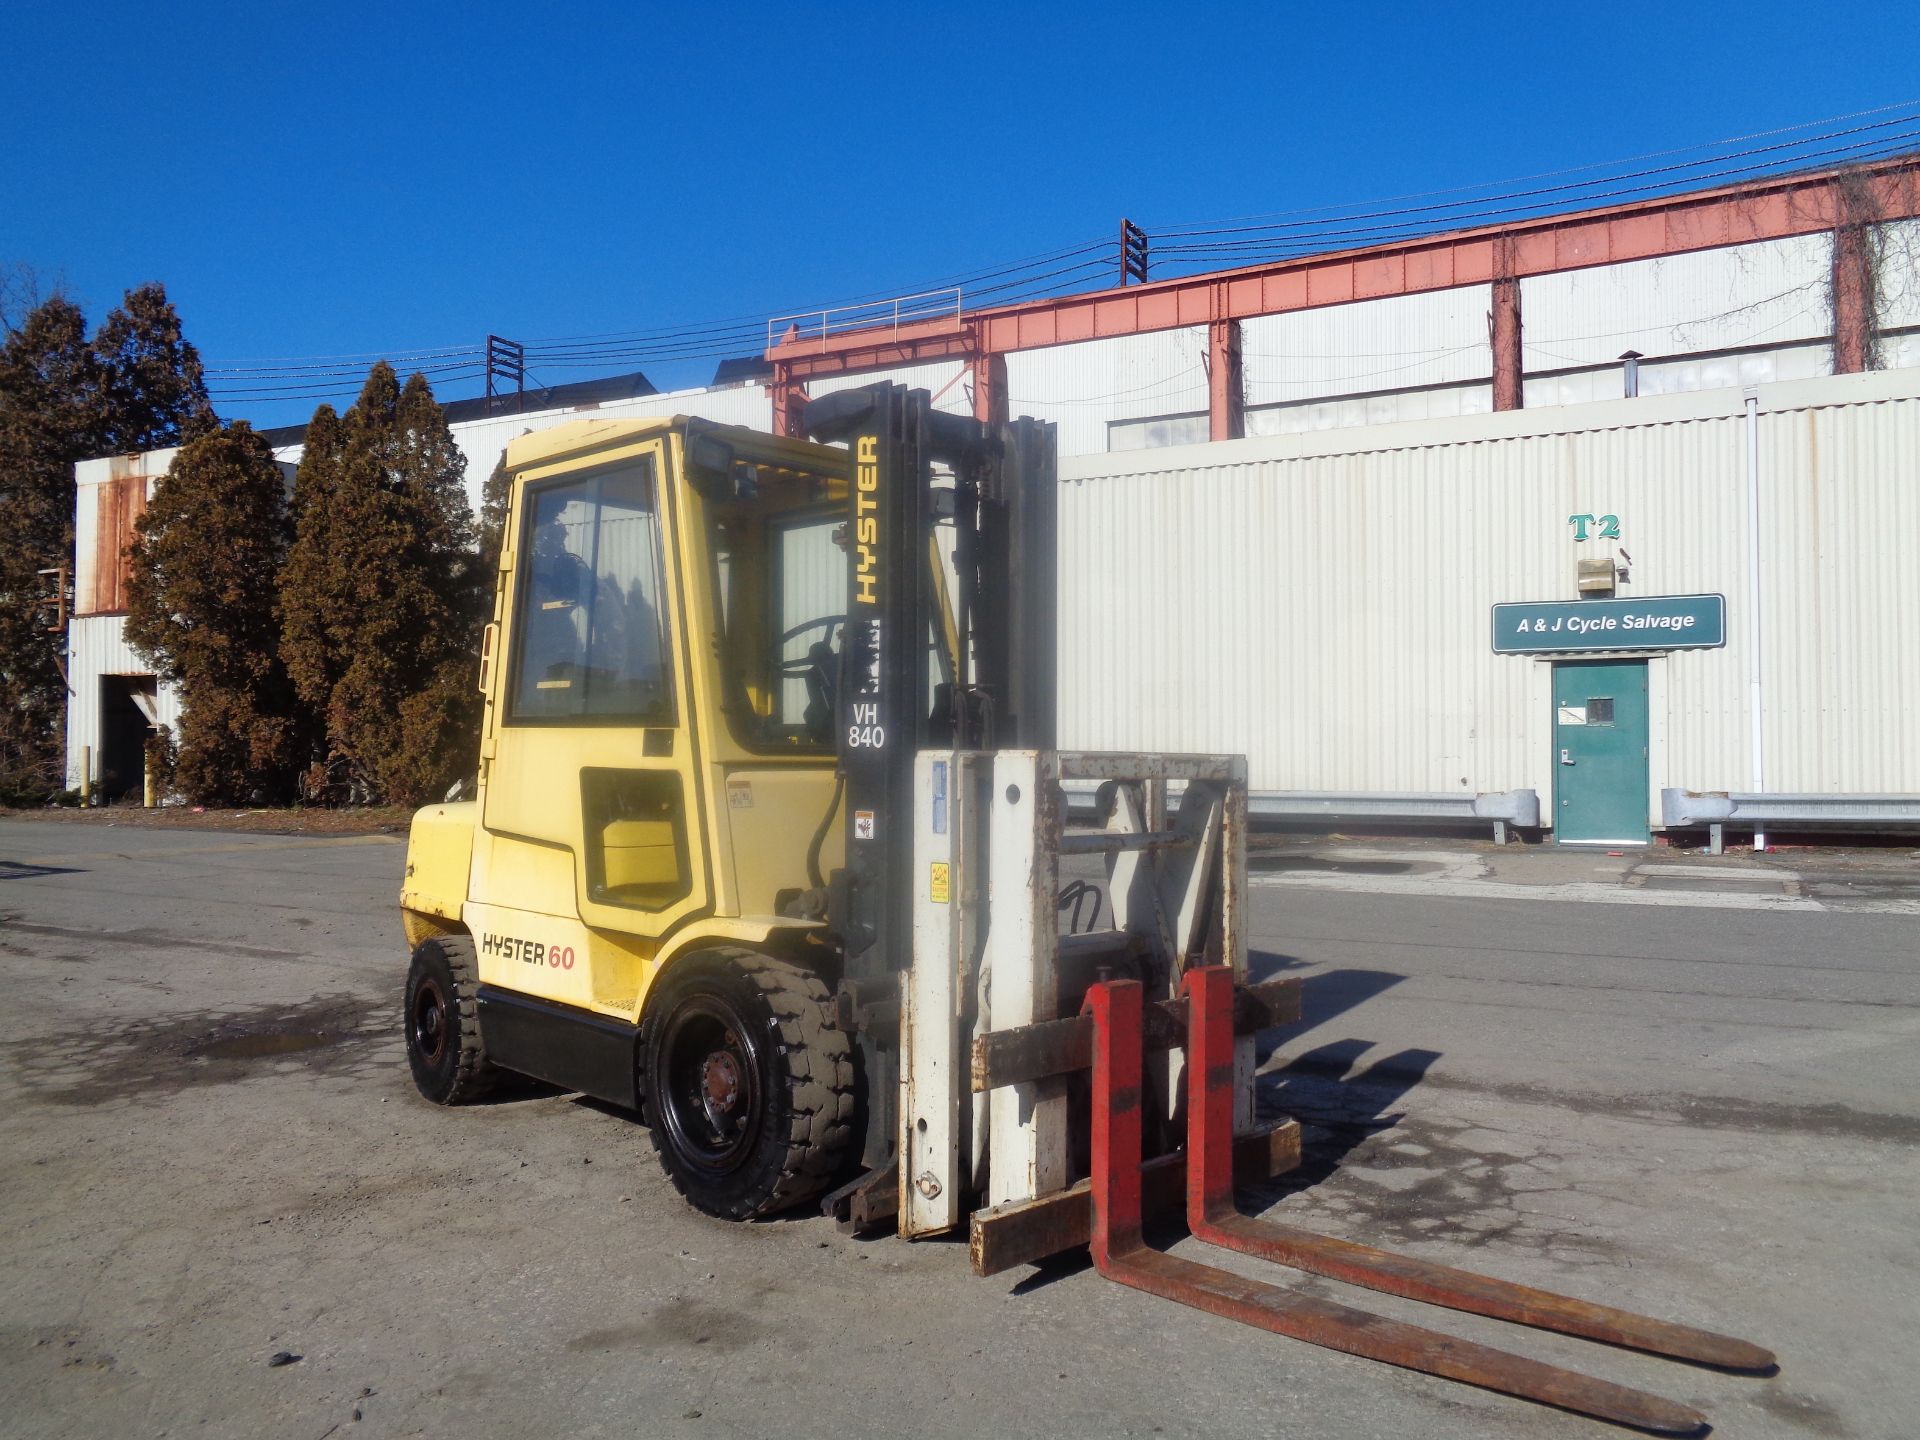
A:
98;675;158;802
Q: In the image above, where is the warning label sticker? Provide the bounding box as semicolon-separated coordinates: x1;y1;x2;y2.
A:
929;861;950;904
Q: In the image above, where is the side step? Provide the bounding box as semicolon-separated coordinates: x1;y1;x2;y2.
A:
1085;975;1776;1435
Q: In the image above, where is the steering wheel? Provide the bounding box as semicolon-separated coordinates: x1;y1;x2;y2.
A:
778;616;846;743
776;615;847;676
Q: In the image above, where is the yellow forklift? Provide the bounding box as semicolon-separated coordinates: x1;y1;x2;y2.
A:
398;385;1772;1433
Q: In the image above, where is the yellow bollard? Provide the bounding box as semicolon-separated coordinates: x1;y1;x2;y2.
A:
79;744;91;806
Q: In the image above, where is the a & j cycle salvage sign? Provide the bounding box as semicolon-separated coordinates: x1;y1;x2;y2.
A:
1491;594;1726;654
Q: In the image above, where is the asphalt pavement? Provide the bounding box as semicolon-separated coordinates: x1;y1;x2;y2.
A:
1;818;1915;1440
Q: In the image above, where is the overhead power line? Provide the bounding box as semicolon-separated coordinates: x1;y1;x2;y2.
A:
207;103;1920;408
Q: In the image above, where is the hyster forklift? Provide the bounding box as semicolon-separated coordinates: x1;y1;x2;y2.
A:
398;384;1772;1433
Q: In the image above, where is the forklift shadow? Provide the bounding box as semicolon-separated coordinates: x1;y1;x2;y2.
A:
1250;963;1405;1068
1246;1038;1443;1209
1244;947;1307;983
0;862;87;880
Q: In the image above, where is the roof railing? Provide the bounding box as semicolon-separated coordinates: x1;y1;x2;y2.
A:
767;288;963;353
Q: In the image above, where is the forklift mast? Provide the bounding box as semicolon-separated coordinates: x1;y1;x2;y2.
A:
804;384;1056;1171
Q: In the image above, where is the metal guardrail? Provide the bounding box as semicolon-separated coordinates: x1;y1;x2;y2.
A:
767;288;964;351
1064;783;1540;844
1661;789;1920;853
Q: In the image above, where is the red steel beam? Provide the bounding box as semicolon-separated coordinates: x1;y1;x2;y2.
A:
768;372;808;438
1831;220;1873;373
1207;317;1244;441
1490;275;1523;411
971;351;1008;425
769;158;1920;381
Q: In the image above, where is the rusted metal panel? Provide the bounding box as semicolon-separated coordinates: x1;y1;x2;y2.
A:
966;1119;1299;1277
83;472;146;615
73;452;175;619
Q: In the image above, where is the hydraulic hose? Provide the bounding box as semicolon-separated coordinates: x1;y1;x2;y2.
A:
806;773;846;892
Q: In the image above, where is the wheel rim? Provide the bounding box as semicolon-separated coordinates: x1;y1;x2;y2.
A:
411;976;449;1066
656;991;763;1176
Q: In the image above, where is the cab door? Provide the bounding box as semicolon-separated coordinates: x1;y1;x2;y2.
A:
471;441;709;1011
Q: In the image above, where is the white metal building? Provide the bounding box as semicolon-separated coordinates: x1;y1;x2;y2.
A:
64;212;1920;839
1058;367;1920;841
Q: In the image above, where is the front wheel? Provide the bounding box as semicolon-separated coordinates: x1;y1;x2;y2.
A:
405;934;497;1104
639;950;854;1219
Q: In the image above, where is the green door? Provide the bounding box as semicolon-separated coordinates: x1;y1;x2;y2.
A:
1552;660;1650;845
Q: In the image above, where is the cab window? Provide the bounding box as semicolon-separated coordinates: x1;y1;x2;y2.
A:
709;504;845;753
509;461;672;722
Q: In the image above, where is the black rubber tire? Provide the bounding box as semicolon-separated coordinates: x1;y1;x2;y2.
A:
638;949;854;1220
404;933;498;1105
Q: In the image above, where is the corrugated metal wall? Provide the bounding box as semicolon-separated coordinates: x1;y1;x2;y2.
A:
1243;285;1492;403
65;614;182;790
1007;329;1211;457
1057;369;1920;818
1881;218;1920;327
1525;341;1834;408
1522;235;1832;370
1758;385;1920;790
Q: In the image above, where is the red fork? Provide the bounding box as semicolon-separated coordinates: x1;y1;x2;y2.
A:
1085;976;1717;1435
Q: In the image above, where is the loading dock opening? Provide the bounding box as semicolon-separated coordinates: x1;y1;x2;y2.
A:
97;675;158;802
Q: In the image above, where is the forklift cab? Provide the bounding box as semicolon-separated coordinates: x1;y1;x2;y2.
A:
463;419;853;1011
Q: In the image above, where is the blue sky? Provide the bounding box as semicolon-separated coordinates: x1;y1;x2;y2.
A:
5;1;1917;425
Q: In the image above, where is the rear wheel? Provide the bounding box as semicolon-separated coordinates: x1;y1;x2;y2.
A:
405;934;497;1104
639;950;854;1219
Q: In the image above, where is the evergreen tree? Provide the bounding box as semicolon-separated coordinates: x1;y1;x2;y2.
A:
124;422;298;804
279;402;347;796
0;296;102;800
477;451;511;573
92;283;215;453
278;363;481;806
0;283;216;802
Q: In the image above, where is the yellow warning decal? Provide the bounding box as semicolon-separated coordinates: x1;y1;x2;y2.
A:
929;861;950;904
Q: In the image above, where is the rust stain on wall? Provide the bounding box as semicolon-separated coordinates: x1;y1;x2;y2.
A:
81;469;147;616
